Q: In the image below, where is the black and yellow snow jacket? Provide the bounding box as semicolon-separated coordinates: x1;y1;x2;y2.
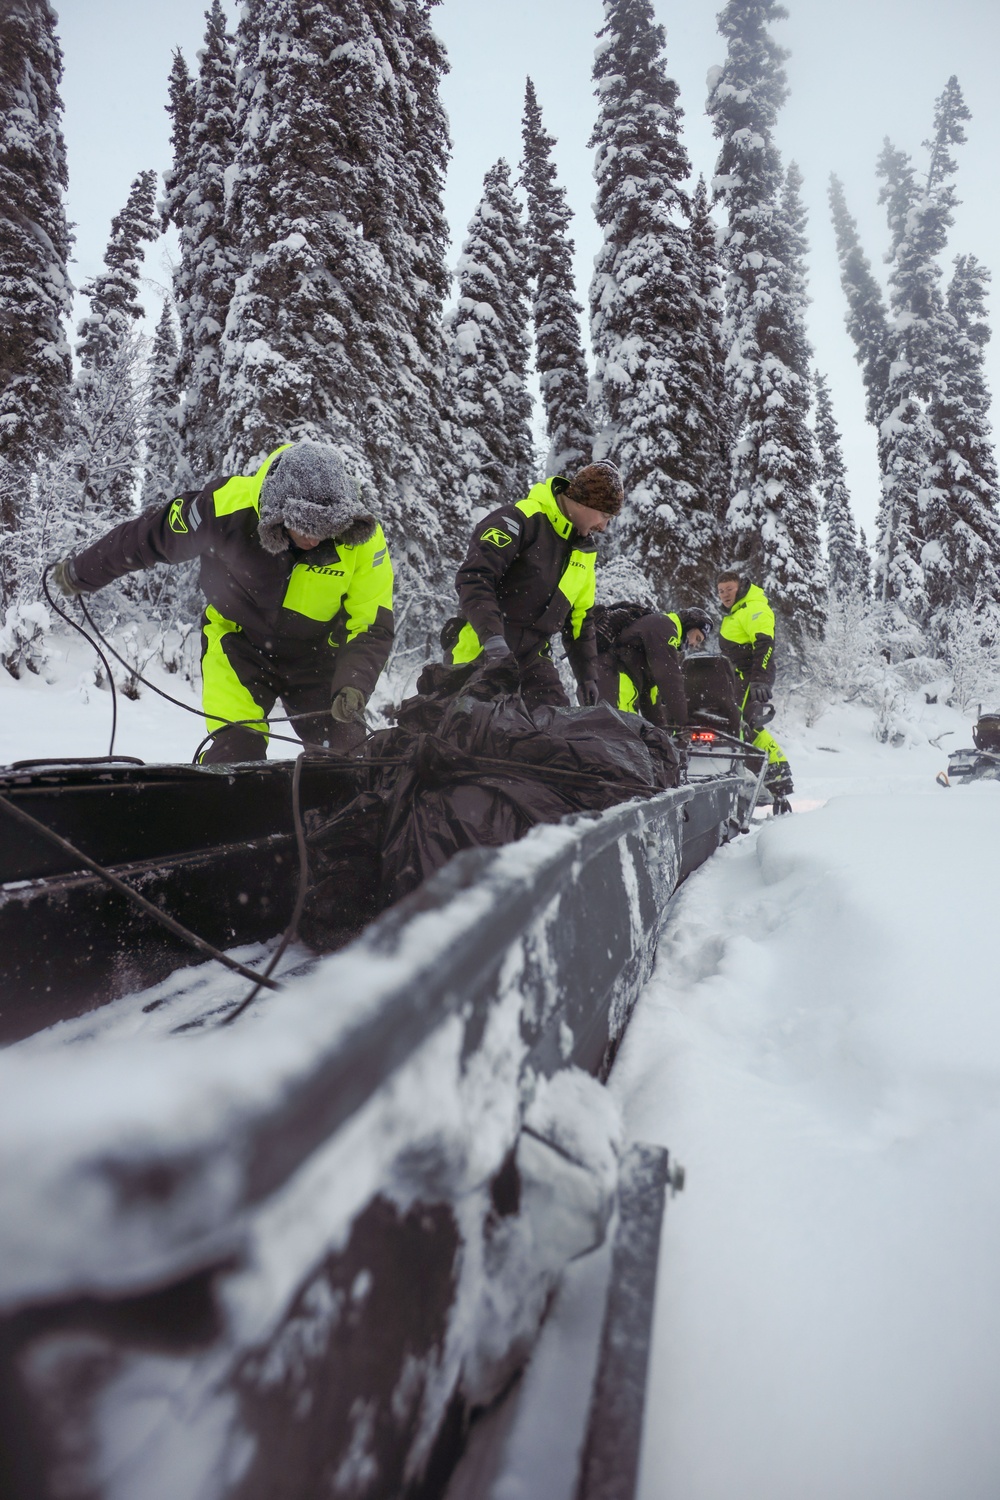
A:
450;477;598;684
69;446;394;699
591;606;688;727
718;581;775;689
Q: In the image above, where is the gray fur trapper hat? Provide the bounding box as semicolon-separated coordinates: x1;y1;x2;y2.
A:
257;441;378;553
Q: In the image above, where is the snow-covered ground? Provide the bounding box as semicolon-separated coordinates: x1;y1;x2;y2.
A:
4;635;999;1499
0;627;411;767
610;708;1000;1500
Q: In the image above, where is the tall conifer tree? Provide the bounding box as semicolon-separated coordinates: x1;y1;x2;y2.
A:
520;78;592;475
139;300;199;625
708;0;824;637
589;0;717;597
221;0;463;624
446;160;534;511
0;0;73;462
220;0;384;477
875;78;970;622
163;4;239;481
928;254;1000;607
677;176;730;597
368;0;464;548
814;373;861;596
828;174;891;431
141;301;183;511
0;0;74;607
73;170;160;526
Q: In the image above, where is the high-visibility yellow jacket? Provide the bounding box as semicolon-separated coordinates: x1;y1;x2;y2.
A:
450;477;598;684
70;445;394;698
718;581;775;687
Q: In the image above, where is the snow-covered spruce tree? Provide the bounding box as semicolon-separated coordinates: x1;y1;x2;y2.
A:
136;300;201;630
927;254;1000;613
828;174;891;431
520;77;592;475
0;0;74;610
856;527;872;598
708;3;824;639
445;159;534;512
367;0;464;539
222;0;464;655
589;0;722;601
141;300;183;512
73;169;160;530
163;2;240;482
814;372;861;595
875;102;962;625
681;176;731;594
221;0;385;477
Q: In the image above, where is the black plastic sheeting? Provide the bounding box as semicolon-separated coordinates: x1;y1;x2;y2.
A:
301;690;682;945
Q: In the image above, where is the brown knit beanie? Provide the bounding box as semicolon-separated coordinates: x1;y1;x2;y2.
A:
565;460;624;516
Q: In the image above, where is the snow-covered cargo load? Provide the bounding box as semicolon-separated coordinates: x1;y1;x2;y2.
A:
0;765;745;1500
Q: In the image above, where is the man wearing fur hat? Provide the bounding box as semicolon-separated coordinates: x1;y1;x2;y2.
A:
446;462;623;709
52;442;393;761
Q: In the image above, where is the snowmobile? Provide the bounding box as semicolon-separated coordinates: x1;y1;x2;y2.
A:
939;708;1000;786
682;653;789;813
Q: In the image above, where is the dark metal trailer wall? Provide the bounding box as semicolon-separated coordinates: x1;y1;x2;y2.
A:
0;774;744;1500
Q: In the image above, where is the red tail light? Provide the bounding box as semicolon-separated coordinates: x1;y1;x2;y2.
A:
691;730;716;743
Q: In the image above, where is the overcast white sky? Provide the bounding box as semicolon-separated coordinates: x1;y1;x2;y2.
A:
54;0;1000;541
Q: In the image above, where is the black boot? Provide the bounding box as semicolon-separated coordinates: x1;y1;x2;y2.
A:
764;762;794;813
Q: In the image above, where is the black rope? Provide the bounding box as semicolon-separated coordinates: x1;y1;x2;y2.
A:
42;565;120;757
0;791;281;991
41;567;374;768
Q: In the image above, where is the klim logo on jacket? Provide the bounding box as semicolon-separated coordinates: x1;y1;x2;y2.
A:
481;527;513;548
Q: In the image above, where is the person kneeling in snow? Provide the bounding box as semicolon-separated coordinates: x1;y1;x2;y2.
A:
591;602;714;730
52;442;393;762
716;567;793;809
443;462;623;710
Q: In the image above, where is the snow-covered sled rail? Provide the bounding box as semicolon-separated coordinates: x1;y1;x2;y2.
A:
0;770;744;1500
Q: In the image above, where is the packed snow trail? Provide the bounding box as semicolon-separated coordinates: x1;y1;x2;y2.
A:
610;781;1000;1500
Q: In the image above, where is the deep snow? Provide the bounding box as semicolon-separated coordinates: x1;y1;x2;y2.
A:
610;717;1000;1500
3;635;999;1499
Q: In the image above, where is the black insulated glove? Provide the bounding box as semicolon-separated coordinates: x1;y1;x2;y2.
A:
747;682;771;706
578;679;601;707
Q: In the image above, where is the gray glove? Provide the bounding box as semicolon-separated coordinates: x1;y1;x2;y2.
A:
579;679;601;706
482;634;514;663
51;557;88;598
331;685;366;723
747;682;771;706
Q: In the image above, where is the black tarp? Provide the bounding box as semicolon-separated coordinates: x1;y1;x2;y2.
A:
301;684;682;942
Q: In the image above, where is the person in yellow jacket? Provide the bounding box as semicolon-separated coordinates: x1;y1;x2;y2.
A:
716;568;793;809
447;462;623;710
53;441;393;762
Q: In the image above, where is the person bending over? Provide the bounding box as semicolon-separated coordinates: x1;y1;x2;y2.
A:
591;602;714;729
53;441;393;762
445;462;623;710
